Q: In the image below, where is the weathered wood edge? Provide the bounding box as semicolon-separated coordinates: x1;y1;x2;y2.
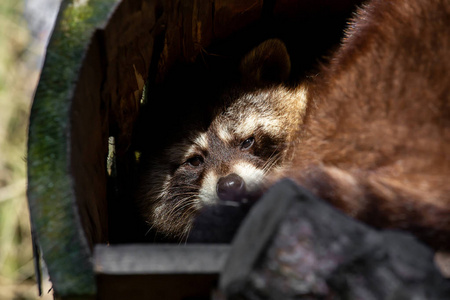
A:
94;244;230;275
27;0;120;296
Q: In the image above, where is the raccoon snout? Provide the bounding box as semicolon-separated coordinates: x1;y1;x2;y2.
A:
217;173;247;203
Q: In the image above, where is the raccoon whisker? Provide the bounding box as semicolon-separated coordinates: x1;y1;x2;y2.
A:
174;195;198;207
179;228;191;245
264;158;282;176
176;203;198;224
263;152;282;174
151;193;196;210
167;191;199;198
179;236;187;245
165;204;191;221
184;205;199;222
145;185;172;197
145;222;156;237
166;197;198;219
262;159;282;179
263;152;278;168
178;207;199;226
165;192;197;207
179;213;196;244
176;207;198;244
183;227;194;244
171;201;196;217
266;145;281;162
262;145;283;172
147;183;198;200
166;184;200;195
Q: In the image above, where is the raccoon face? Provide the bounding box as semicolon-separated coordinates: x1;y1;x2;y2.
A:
136;39;308;239
137;86;306;240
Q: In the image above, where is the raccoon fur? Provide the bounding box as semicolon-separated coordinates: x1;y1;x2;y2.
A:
284;0;450;250
137;0;450;250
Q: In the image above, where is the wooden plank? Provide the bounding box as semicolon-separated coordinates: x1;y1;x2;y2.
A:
94;244;230;274
27;0;120;297
94;244;229;300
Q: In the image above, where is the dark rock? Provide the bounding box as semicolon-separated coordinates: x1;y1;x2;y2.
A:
219;179;450;300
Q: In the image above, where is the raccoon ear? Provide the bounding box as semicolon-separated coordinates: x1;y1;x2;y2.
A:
239;39;291;86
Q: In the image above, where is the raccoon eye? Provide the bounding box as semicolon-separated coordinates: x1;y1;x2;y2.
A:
186;155;204;167
241;137;255;150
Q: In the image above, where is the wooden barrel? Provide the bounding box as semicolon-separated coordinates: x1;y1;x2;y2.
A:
27;0;360;298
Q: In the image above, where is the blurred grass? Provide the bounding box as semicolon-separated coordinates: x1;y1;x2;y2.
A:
0;0;53;299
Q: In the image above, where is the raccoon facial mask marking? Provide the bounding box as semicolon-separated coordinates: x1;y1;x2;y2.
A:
182;132;208;162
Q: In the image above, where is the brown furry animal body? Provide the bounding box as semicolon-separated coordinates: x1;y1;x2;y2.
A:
284;0;450;250
137;0;450;249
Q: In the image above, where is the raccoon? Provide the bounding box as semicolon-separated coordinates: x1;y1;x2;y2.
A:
138;0;450;250
136;39;308;240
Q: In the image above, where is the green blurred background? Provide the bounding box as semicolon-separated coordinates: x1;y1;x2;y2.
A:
0;0;57;298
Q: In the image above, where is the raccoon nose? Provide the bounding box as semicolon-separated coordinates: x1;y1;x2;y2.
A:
217;173;246;202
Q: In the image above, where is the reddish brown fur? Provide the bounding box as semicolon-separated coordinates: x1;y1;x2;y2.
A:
284;0;450;250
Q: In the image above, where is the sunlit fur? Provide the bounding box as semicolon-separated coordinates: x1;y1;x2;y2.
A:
279;0;450;250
